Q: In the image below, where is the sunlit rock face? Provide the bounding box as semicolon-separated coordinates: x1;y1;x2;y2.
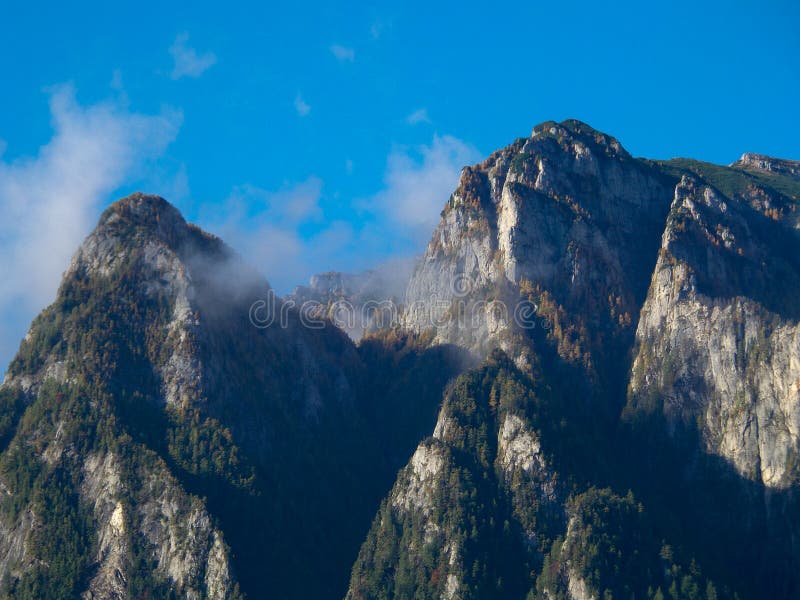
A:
3;122;800;600
627;172;800;489
402;120;674;387
349;123;800;599
403;119;800;490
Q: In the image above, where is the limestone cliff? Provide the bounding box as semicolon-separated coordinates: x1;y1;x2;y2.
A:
402;120;674;401
357;121;800;599
627;165;800;489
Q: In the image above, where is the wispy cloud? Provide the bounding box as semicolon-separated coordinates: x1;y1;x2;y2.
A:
330;44;355;62
169;32;217;80
294;93;311;117
368;134;480;241
199;133;479;293
406;108;431;125
198;178;333;291
236;178;324;225
0;84;181;370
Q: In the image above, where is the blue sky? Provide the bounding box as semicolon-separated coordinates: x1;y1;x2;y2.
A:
0;0;799;372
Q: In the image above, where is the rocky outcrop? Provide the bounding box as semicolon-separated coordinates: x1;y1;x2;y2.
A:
357;121;800;599
402;120;674;392
80;451;234;600
346;351;562;600
627;172;800;488
732;153;800;181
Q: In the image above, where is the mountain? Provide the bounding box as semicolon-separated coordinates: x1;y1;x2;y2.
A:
347;351;719;600
288;263;413;340
350;120;800;599
2;120;800;599
0;194;465;599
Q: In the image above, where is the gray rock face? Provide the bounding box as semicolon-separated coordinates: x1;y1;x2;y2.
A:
400;120;800;491
80;452;233;600
351;122;800;598
627;173;800;488
402;120;674;380
0;508;34;592
0;194;240;599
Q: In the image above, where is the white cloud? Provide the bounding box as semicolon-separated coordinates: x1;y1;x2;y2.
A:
229;178;323;225
198;134;479;293
406;108;431;125
330;44;355;62
0;84;181;368
368;134;480;240
169;32;217;80
294;93;311;117
345;158;354;174
198;178;331;291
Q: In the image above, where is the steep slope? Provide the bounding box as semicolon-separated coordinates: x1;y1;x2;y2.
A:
398;119;682;532
626;165;800;487
620;160;800;597
347;351;721;600
1;195;250;599
402;120;674;378
347;351;561;600
0;194;465;599
353;122;800;599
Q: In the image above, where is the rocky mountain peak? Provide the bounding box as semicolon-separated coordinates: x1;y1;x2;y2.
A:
63;192;238;313
732;152;800;180
95;192;221;254
4;122;800;600
530;118;630;159
403;119;671;367
102;191;181;223
0;193;421;600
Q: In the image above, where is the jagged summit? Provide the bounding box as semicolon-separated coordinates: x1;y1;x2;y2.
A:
102;191;180;222
403;117;669;361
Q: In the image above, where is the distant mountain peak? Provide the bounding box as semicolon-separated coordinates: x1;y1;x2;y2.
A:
731;152;800;180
